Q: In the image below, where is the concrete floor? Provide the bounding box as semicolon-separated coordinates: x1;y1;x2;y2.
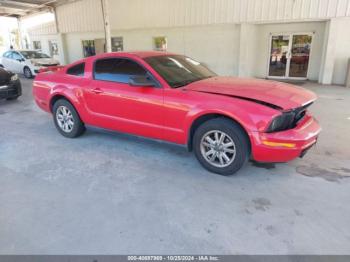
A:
0;77;350;254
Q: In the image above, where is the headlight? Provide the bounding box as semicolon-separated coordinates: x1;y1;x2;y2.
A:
266;111;295;133
10;74;19;81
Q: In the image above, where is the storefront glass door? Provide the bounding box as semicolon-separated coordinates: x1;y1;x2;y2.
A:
268;33;312;79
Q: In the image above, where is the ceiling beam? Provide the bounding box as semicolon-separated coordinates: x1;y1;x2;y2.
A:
0;0;43;8
0;0;57;17
0;7;26;15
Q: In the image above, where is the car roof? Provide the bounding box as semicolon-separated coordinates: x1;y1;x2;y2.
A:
17;50;41;52
68;51;178;67
4;49;40;53
93;51;176;59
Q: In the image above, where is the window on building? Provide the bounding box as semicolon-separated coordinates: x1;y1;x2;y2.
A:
111;37;123;52
153;36;167;51
82;40;96;57
94;58;147;84
49;40;59;57
67;63;85;77
33;41;41;50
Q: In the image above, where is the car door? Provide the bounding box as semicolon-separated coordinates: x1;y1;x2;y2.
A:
10;52;25;74
83;57;164;140
1;51;14;71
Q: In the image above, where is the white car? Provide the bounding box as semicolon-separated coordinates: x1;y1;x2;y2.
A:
0;50;60;78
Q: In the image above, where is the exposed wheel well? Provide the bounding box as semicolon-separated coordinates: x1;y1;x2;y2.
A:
187;114;251;152
50;95;70;112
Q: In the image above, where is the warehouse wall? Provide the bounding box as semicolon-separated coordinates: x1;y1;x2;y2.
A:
330;18;350;85
113;24;240;76
55;0;350;33
62;24;239;76
108;0;350;30
55;0;103;33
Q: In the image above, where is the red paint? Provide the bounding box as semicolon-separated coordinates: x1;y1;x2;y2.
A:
33;51;321;163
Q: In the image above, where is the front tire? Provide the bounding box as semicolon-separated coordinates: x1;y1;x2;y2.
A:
53;99;85;138
23;66;33;78
193;118;250;176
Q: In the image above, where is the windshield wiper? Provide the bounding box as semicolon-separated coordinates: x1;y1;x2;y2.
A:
172;79;196;88
172;77;213;88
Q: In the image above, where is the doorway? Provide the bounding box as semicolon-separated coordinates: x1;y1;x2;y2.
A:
49;40;59;60
268;33;312;79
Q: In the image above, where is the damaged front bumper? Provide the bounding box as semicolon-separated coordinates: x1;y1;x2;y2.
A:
250;113;321;163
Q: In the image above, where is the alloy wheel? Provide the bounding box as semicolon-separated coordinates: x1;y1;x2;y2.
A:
200;130;236;168
56;106;74;133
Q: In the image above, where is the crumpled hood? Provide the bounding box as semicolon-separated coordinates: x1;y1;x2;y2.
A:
31;58;59;65
184;76;317;110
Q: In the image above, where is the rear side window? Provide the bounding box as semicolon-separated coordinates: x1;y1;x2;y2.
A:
94;58;147;84
67;63;85;76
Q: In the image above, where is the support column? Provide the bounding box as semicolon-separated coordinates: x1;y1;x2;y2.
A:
238;23;257;77
101;0;112;52
17;18;23;49
53;7;67;65
318;19;337;84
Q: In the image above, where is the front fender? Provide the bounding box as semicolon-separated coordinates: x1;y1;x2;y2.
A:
183;97;281;146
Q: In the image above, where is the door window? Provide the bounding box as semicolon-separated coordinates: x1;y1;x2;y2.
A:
268;35;290;77
289;35;312;78
94;58;147;84
11;52;23;60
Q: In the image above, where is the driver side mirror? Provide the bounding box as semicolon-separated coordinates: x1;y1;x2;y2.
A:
16;58;25;62
129;75;156;87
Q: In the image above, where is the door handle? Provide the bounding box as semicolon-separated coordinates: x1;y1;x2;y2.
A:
91;88;103;94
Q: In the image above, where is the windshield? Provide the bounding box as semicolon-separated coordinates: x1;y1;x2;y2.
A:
144;55;216;88
20;51;51;59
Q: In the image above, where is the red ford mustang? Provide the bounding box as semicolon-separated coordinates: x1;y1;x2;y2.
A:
33;51;321;175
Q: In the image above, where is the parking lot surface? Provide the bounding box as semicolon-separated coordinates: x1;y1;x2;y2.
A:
0;77;350;254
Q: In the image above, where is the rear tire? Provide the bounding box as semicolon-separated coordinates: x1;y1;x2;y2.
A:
23;66;33;78
53;99;85;138
193;117;250;176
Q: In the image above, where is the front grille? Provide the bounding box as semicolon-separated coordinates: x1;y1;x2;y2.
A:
0;79;9;85
0;89;16;97
41;64;58;67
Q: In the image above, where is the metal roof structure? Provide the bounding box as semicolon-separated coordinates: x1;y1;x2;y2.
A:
0;0;73;17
